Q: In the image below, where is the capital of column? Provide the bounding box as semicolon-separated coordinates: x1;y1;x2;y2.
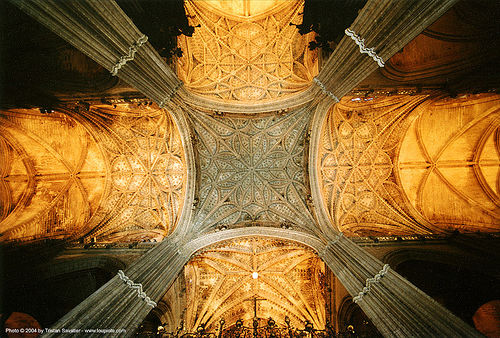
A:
111;35;149;76
352;264;390;303
117;270;157;308
345;28;385;67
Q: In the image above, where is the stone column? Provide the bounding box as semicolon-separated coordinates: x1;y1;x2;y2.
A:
313;0;458;102
44;238;190;337
319;232;481;337
10;0;181;107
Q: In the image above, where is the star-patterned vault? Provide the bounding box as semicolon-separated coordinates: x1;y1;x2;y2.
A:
81;104;187;242
184;237;327;331
188;108;315;233
177;0;318;102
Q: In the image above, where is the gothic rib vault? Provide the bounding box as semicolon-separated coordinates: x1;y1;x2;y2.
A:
188;106;315;234
184;238;326;332
81;103;187;242
0;103;188;243
177;0;318;103
317;93;500;237
1;0;500;336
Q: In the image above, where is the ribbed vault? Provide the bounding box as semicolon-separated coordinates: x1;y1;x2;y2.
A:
0;108;106;241
177;0;318;103
0;103;188;243
184;237;326;332
81;103;187;242
317;93;500;236
188;107;315;234
398;94;500;232
2;0;498;337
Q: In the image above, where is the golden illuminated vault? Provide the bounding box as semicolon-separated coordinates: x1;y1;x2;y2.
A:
84;103;187;242
0;109;106;241
398;94;500;232
184;237;327;331
177;0;318;102
318;94;500;236
0;104;187;243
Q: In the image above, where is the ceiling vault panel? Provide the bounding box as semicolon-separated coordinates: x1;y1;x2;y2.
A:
188;107;315;233
184;237;327;332
177;0;318;103
318;94;500;236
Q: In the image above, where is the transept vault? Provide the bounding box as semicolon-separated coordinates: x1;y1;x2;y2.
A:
1;0;499;337
188;106;315;233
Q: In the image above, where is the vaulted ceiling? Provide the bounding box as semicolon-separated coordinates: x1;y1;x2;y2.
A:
1;0;499;332
0;103;187;242
318;93;500;236
188;106;314;233
183;237;326;331
177;0;318;102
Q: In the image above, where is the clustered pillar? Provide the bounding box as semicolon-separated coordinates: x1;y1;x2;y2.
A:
313;0;458;101
10;0;181;107
44;239;190;337
319;232;481;337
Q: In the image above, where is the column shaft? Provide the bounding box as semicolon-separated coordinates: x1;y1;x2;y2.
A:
320;234;481;337
314;0;458;101
10;0;181;106
44;240;189;337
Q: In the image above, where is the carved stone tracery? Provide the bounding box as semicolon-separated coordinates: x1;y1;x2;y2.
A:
82;104;187;242
177;0;318;103
189;108;315;233
318;96;437;236
184;237;326;332
0;104;187;243
318;94;500;236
